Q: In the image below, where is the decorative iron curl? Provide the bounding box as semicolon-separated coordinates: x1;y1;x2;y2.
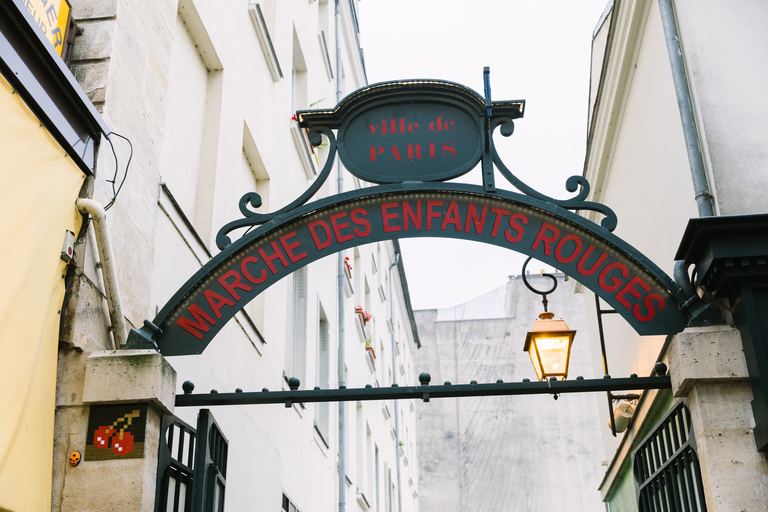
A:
216;126;337;250
521;256;558;313
491;117;618;232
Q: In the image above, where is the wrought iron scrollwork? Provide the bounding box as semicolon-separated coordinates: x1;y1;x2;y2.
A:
491;117;618;232
215;126;337;250
521;256;558;313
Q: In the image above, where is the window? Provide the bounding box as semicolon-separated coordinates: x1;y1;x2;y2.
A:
286;267;308;386
159;0;222;236
282;493;301;512
356;403;365;489
248;1;282;81
315;303;330;446
632;402;707;511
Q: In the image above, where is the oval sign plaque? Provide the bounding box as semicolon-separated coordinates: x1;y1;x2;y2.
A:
338;102;482;183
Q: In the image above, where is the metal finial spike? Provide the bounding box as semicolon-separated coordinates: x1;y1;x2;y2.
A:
496;379;503;384
182;381;195;394
211;389;218;394
262;387;269;392
235;388;243;393
419;372;431;385
654;362;668;377
288;377;300;391
470;380;477;385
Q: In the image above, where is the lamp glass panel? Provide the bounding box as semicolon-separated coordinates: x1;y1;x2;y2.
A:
528;348;543;381
533;334;570;378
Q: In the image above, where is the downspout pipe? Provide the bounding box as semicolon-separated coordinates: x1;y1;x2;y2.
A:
76;199;128;349
658;0;714;218
335;2;346;512
388;253;403;512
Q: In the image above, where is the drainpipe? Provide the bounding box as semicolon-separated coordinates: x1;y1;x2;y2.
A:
658;0;714;218
335;2;346;512
76;199;128;349
389;253;403;512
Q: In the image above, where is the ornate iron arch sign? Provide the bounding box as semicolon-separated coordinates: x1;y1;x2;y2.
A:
128;77;697;356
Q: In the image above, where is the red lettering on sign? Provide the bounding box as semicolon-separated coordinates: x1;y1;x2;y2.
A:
407;144;422;159
308;220;333;249
489;207;510;237
330;212;354;242
506;213;528;243
408;122;418;133
177;305;216;340
440;201;462;231
241;256;267;284
258;242;289;274
636;294;665;322
598;262;628;292
351;208;371;237
616;276;650;310
391;145;402;160
205;289;235;319
555;234;583;264
370;146;385;161
531;223;560;256
429;143;435;158
465;204;488;234
577;245;608;276
381;203;401;232
403;201;421;230
442;142;456;157
218;270;253;301
426;201;443;229
279;231;307;263
429;117;455;131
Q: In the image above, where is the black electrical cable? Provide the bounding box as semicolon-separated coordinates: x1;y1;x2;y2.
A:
104;132;133;211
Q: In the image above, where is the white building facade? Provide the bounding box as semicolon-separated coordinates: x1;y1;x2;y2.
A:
48;1;421;511
581;1;768;510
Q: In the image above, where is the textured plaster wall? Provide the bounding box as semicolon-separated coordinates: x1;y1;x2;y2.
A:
415;276;605;512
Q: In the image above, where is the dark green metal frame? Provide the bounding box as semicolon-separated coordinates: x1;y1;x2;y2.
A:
175;368;671;409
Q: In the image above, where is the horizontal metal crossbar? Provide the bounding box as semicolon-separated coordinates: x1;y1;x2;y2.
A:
175;375;671;408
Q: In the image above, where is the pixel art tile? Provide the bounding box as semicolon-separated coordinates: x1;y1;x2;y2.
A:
85;403;147;461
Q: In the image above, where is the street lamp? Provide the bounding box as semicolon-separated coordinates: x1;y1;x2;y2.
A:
521;257;576;381
523;311;576;381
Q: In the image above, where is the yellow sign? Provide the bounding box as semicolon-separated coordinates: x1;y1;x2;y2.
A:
23;0;71;56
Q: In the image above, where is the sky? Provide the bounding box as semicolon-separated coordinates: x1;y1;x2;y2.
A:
357;0;611;310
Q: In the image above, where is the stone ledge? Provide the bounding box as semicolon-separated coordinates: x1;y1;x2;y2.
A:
82;350;176;414
670;325;748;397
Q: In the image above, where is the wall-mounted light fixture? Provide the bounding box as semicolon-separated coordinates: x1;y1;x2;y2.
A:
521;257;576;382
